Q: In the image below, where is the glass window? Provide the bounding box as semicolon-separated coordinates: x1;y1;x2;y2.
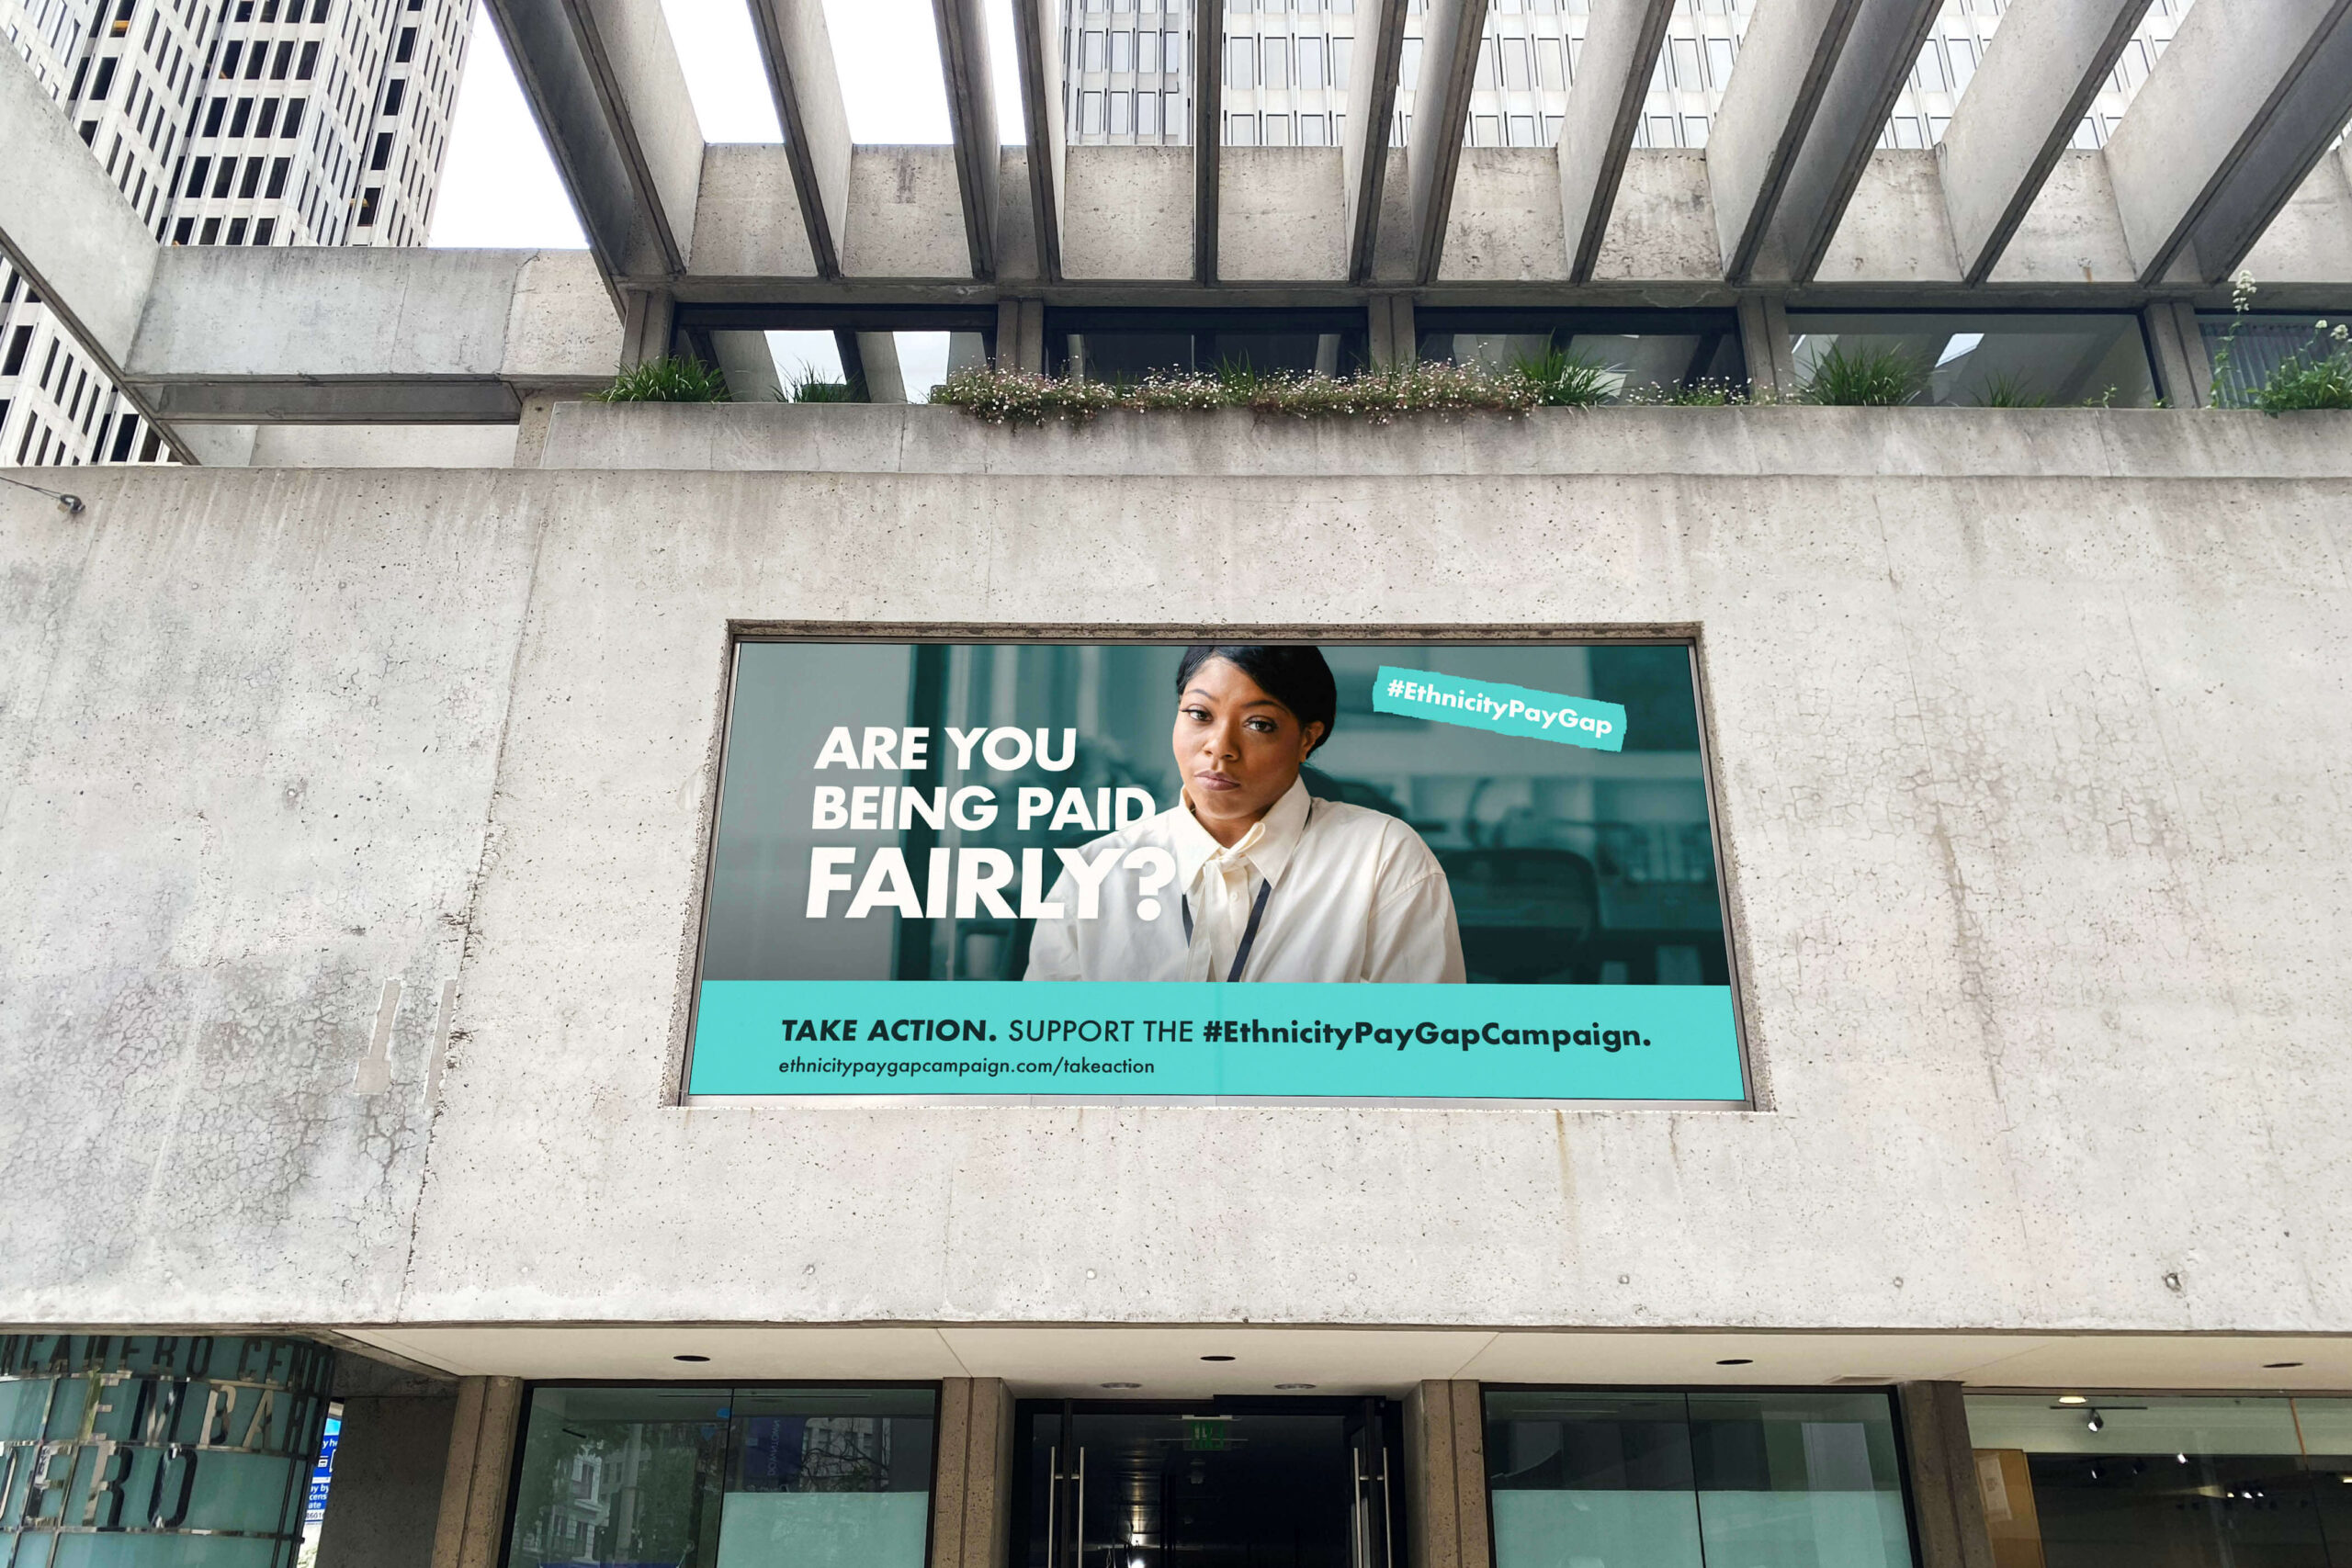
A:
1415;309;1746;401
1487;1389;1914;1568
1502;36;1530;88
506;1385;937;1568
2199;311;2352;407
1965;1394;2352;1568
1787;312;2159;408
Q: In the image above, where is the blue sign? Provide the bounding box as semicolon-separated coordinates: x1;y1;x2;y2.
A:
305;1417;340;1525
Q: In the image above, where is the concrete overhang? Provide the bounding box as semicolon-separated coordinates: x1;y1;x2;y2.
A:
319;1324;2352;1398
123;247;622;423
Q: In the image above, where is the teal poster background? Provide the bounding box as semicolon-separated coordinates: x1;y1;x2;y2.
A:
688;640;1744;1102
692;980;1743;1099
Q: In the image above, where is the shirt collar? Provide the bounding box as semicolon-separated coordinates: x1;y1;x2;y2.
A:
1173;775;1314;892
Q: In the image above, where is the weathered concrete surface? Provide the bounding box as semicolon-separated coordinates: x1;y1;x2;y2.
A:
533;402;2352;480
1061;146;1193;280
0;471;542;1321
691;144;820;280
127;249;617;422
842;147;977;279
1218;149;1346;282
4;411;2351;1347
1440;149;1569;282
0;44;160;367
316;1394;455;1568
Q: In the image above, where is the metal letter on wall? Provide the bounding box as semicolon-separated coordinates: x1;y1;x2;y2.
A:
0;1335;335;1565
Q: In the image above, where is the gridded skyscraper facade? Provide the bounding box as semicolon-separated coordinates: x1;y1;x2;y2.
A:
0;0;468;467
1062;0;2199;150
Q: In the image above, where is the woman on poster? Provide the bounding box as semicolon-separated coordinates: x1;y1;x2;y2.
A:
1025;645;1465;984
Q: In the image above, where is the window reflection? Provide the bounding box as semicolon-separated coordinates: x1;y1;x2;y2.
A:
505;1385;936;1568
1486;1388;1914;1568
1787;312;2160;408
1966;1393;2352;1568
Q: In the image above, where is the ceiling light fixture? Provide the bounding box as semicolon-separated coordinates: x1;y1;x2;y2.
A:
1275;1382;1317;1391
2086;1411;2105;1433
2057;1395;2087;1405
1715;1358;1753;1366
1101;1382;1142;1390
1200;1355;1236;1362
2263;1361;2303;1370
673;1355;710;1363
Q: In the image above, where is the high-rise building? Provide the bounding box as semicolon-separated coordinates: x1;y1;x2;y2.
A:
0;0;469;466
1062;0;2198;151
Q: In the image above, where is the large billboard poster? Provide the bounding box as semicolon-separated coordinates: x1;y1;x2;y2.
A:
686;639;1745;1101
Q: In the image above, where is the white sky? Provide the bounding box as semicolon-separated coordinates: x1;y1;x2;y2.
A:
429;0;1021;405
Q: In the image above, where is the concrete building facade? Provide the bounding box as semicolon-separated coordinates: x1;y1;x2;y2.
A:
4;0;2352;1566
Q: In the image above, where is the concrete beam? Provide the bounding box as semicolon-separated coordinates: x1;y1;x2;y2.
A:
1011;0;1066;279
709;330;783;402
933;0;999;279
1406;0;1495;284
1708;0;1943;285
1193;0;1223;282
747;0;852;278
1938;0;2154;284
0;47;193;460
2105;0;2352;285
1341;0;1410;281
483;0;704;292
123;249;620;423
1557;0;1676;283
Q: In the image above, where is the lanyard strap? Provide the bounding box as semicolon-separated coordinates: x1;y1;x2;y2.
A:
1181;878;1274;983
1178;800;1310;983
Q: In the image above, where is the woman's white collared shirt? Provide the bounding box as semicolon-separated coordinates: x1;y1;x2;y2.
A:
1024;777;1466;983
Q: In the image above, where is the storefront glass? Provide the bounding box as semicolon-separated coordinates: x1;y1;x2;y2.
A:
1966;1393;2352;1568
1484;1388;1914;1568
504;1384;936;1568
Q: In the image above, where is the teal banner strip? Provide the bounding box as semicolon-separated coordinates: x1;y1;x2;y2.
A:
1371;665;1628;752
689;981;1744;1100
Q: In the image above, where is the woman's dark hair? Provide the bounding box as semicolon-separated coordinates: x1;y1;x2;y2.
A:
1175;644;1338;752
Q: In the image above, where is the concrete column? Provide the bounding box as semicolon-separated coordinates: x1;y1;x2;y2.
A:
2144;300;2215;407
1367;298;1396;369
1018;299;1046;375
1896;1382;1996;1568
1738;297;1798;399
429;1376;525;1568
317;1393;458;1568
1391;298;1418;367
1402;1380;1488;1568
930;1377;1015;1568
513;392;560;466
618;288;675;368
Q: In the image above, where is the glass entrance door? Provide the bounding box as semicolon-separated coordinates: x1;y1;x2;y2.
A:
1021;1398;1397;1568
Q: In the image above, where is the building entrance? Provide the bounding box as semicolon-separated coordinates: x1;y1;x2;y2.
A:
1018;1398;1399;1568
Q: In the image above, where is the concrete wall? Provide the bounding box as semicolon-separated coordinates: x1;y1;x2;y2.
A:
317;1394;457;1568
4;409;2351;1354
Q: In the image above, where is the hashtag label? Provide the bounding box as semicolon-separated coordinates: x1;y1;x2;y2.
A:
1369;665;1628;752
